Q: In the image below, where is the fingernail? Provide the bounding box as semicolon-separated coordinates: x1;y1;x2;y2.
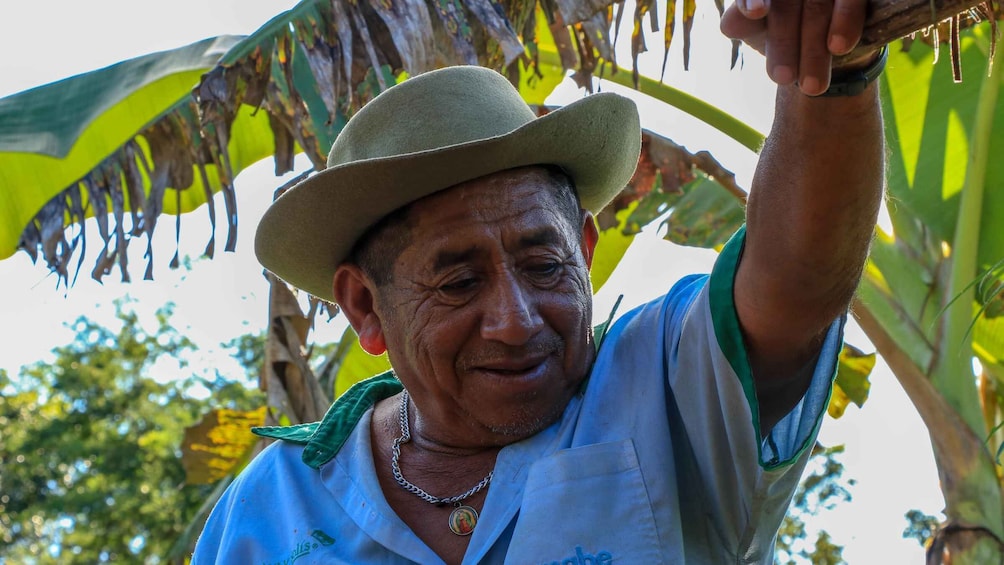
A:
737;0;749;12
772;65;795;85
829;34;849;54
800;76;820;95
746;0;763;11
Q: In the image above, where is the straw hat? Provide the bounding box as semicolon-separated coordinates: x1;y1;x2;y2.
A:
255;65;641;301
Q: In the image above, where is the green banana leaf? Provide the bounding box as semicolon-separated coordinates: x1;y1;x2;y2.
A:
829;343;876;419
0;36;243;262
872;27;1004;377
883;31;1004;272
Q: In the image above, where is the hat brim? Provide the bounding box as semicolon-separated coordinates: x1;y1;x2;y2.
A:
255;92;641;301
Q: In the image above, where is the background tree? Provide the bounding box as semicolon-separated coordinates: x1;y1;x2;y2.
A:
775;445;856;565
0;301;263;563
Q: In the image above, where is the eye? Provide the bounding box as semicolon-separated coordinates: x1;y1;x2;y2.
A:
525;261;561;280
439;276;478;293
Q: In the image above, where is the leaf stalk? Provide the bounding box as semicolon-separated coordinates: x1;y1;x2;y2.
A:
937;40;1002;435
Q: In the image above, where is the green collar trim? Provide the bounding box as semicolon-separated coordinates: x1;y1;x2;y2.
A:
252;371;403;469
252;303;622;470
250;421;320;444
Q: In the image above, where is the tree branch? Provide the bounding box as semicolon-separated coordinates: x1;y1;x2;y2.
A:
837;0;992;63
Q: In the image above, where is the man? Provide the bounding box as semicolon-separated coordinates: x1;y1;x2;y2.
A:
193;0;885;562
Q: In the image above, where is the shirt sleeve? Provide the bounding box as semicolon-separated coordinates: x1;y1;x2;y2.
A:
661;226;843;562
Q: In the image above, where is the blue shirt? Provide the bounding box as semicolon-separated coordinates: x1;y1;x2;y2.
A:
192;228;842;564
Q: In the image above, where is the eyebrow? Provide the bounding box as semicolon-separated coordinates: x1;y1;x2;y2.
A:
432;248;482;273
430;227;566;273
517;226;564;250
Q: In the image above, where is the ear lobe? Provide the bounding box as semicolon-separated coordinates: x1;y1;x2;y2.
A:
332;265;387;355
356;315;387;355
580;211;599;270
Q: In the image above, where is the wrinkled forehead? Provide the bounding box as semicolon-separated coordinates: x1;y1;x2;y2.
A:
407;166;578;230
399;168;579;261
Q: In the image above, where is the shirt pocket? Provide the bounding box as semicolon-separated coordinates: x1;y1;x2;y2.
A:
503;439;665;565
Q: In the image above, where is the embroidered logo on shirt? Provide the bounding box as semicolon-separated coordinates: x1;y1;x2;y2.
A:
541;546;613;565
310;529;335;546
261;529;335;565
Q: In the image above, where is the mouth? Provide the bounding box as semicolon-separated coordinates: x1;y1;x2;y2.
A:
475;352;550;372
470;356;552;390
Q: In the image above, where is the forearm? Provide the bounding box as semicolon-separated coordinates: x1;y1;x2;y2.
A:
737;83;884;421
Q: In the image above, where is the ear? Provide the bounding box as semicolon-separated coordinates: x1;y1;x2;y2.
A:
332;264;387;355
580;210;599;270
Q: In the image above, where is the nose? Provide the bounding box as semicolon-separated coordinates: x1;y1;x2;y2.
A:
480;273;543;346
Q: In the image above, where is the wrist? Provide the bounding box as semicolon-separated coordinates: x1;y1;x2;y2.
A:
814;46;888;97
833;47;885;73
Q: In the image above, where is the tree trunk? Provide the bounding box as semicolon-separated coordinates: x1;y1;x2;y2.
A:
853;300;1004;564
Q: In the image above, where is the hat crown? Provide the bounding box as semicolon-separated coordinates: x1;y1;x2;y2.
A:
326;66;537;168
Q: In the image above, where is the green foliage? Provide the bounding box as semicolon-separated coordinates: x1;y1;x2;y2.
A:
0;300;263;563
0;36;250;261
904;509;941;548
181;406;267;485
624;171;745;250
775;444;855;565
591;204;638;294
223;331;267;376
331;327;392;400
828;344;876;419
875;27;1004;415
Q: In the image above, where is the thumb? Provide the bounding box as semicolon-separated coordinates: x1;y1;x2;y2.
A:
721;5;767;55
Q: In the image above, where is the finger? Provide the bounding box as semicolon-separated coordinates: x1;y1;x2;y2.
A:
721;5;768;54
736;0;770;20
798;0;835;95
765;0;802;85
828;0;867;54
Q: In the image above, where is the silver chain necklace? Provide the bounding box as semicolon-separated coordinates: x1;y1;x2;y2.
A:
391;390;493;536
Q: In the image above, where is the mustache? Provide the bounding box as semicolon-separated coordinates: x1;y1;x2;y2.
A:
457;334;564;370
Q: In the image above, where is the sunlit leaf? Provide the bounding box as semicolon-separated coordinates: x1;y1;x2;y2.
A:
660;174;743;248
181;406;267;485
880;27;1004;381
620;168;743;251
591;203;637;293
827;344;876;419
882;32;1004;272
0;37;242;262
517;7;567;105
332;327;392;400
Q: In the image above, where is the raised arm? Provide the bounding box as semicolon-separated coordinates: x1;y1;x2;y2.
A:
722;0;885;432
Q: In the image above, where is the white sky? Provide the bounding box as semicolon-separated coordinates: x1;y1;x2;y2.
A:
0;1;944;561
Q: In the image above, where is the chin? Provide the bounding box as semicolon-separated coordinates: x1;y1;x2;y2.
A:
484;388;576;443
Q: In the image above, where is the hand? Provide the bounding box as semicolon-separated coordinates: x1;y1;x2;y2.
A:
720;0;875;96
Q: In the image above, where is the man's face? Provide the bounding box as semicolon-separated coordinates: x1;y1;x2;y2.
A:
367;167;597;447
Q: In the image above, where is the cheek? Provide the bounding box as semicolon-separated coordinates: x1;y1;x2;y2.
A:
560;265;594;317
546;274;594;347
398;303;476;371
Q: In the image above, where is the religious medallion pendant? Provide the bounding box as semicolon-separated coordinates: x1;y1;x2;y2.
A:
448;504;478;536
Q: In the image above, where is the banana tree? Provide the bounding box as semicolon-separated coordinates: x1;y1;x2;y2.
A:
858;26;1004;562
